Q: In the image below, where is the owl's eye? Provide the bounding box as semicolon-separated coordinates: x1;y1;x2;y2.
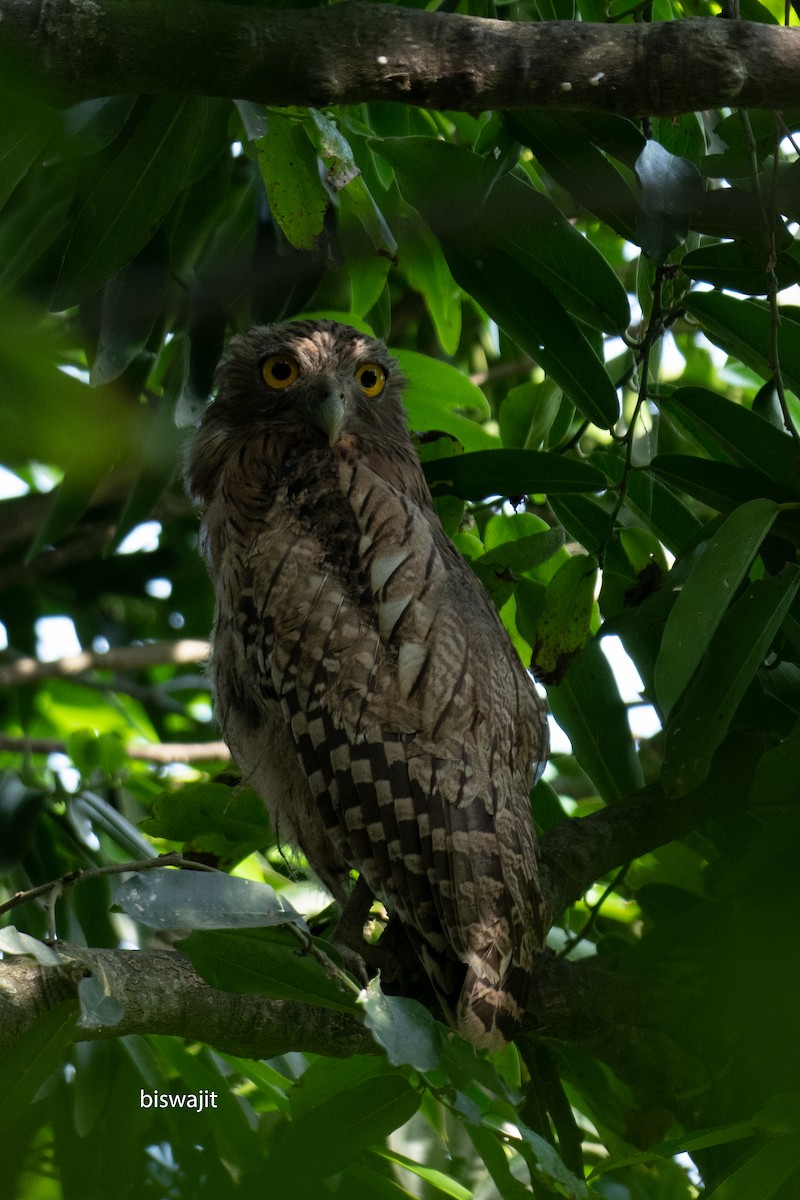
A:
355;362;386;398
261;354;299;389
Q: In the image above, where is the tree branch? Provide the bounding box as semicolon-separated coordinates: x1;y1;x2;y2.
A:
538;729;760;922
0;733;230;763
0;638;210;688
3;1;799;116
0;942;707;1116
0;945;373;1060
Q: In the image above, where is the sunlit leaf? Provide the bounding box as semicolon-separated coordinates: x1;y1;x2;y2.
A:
115;868;307;932
360;979;441;1071
257;110;328;250
531;554;599;685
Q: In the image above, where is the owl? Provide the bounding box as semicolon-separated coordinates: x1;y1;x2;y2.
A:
185;320;548;1051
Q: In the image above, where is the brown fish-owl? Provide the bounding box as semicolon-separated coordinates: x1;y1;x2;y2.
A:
185;320;548;1050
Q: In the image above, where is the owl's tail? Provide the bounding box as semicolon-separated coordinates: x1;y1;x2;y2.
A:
417;934;530;1052
456;961;530;1053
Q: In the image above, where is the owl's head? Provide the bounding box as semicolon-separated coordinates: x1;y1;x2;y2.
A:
211;320;408;449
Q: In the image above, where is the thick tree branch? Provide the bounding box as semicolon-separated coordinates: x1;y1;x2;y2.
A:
0;943;707;1116
3;1;799;116
0;945;373;1060
538;729;760;922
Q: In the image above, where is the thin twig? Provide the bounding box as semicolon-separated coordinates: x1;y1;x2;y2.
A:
0;734;230;763
0;639;211;688
739;108;800;448
560;865;631;956
0;853;217;918
599;265;666;565
469;357;535;388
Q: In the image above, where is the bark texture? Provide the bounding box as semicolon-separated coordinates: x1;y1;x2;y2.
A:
3;1;799;115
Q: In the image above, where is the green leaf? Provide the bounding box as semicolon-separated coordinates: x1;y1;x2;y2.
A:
140;781;270;859
620;465;704;553
396;348;490;435
0;1001;78;1155
376;136;630;333
372;1149;472;1199
650;455;800;521
393;201;461;356
658;388;800;498
662;565;800;796
703;1134;800;1199
344;1160;423;1199
149;1041;266;1175
466;1123;533;1200
655;500;780;717
751;717;800;805
376;137;623;426
180;927;358;1013
267;1076;421;1193
505;111;641;242
499;379;562;450
0;64;60;213
683;292;800;397
473;527;566;579
54;97;213;308
508;1114;590;1200
289;1056;390;1120
360;979;441;1071
0;775;47;870
110;388;186;552
531;554;599;685
0;169;72;296
63;96;138;156
547;492;632;578
548;636;644;804
90;233;169;387
444;246;620;428
422;450;607;500
650;112;707;163
681;242;800;295
26;456;114;560
257;110;328;251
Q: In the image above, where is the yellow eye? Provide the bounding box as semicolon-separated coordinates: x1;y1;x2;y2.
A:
355;362;386;398
261;354;299;390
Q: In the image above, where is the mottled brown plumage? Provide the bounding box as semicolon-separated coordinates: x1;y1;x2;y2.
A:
185;320;548;1050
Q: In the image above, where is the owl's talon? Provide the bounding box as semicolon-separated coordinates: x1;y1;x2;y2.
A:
329;938;370;987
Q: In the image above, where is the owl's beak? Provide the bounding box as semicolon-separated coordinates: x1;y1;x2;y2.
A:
316;389;347;446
